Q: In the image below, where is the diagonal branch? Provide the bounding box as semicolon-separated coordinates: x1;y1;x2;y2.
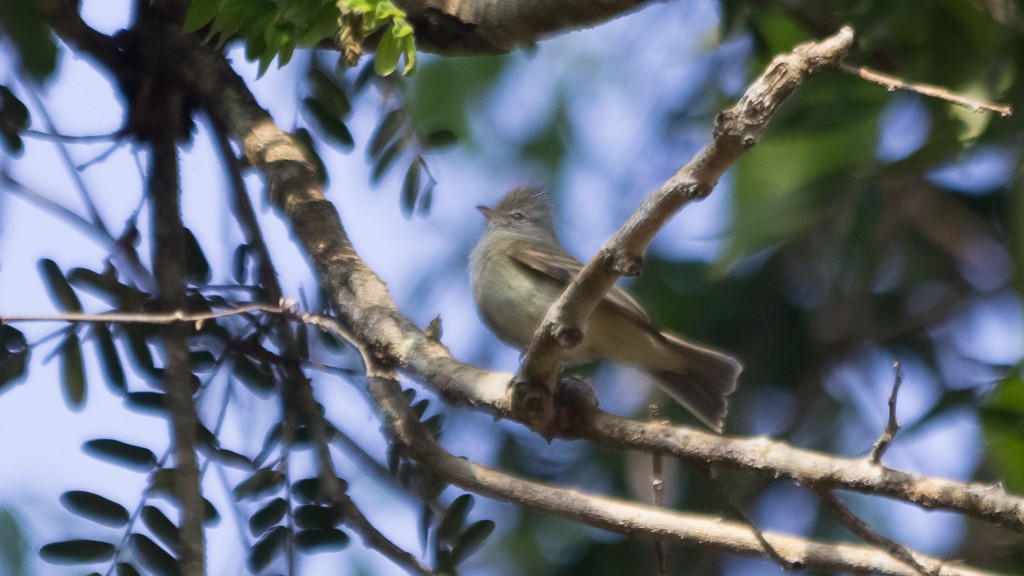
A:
513;26;854;426
817;489;938;576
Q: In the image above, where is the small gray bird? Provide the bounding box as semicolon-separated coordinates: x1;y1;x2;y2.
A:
469;187;742;431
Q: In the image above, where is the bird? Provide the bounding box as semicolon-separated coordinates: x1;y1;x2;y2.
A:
469;187;742;431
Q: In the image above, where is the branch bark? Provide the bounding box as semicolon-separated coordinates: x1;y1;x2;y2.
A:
140;9;206;575
34;6;1024;573
395;0;652;54
367;372;999;576
514;26;854;425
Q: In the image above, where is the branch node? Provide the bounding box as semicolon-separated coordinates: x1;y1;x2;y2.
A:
509;376;556;433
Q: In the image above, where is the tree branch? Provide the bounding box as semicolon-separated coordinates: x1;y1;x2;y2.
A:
119;19;1024;532
367;372;1002;576
817;489;938;576
839;63;1013;116
35;10;1021;570
513;26;854;426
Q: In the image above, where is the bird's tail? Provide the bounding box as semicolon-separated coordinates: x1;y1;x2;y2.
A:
650;334;742;432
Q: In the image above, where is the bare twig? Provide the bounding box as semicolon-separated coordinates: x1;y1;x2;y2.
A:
870;362;904;465
649;406;667;576
512;27;856;425
20;127;122;142
21;81;109;231
291;343;434;576
840;63;1013;116
0;303;289;327
818;489;939;576
701;467;793;570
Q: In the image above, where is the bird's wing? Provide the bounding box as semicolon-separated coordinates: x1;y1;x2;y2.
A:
510;245;651;325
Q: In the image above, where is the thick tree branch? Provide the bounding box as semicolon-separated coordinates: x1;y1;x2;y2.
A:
12;305;1024;536
367;373;1001;576
394;0;652;54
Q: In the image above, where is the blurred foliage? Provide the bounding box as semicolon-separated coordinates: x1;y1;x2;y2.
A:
185;0;417;76
3;0;1024;575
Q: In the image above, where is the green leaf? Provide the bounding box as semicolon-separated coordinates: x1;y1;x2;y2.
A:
0;86;29;128
370;138;407;184
308;69;351;117
401;159;421;217
450;520;495;563
303;97;355;150
140;506;179;554
116;562;142;576
2;0;58;79
249;497;288;537
0;325;29;391
411;398;430;419
91;324;126;394
183;228;211;285
209;447;254;471
60;491;129;527
295;528;350;553
129;534;179;576
38;259;83;312
0;86;28;156
417;178;434;215
232;244;249;284
39;540;115;565
59;332;86;410
294;505;341;530
374;30;401;76
233;467;284;501
147;470;221;525
297;4;340;46
421;129;457;149
67;267;142;307
369;108;406;157
422;413;443;438
82;439;157;471
0;509;27;575
124;325;159;378
438;494;474;545
183;0;220;32
981;377;1024;493
125;391;167;415
247;525;287;573
233;355;275;397
292;127;328;185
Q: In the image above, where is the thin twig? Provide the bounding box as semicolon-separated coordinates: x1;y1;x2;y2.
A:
818;489;939;576
870;362;903;465
1;172;113;246
21;80;110;232
649;405;667;576
0;303;287;327
840;63;1013;116
21;127;122;142
701;467;794;570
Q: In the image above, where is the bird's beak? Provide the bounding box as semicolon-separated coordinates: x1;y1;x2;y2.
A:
476;205;496;220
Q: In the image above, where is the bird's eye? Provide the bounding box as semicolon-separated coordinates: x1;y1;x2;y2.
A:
510;212;525;220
